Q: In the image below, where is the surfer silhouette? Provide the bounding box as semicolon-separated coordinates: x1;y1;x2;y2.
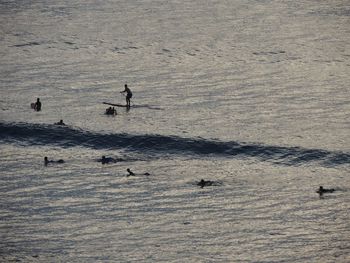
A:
120;84;132;107
197;179;214;188
101;156;114;164
127;168;135;176
105;107;116;115
126;168;150;176
54;120;65;125
34;98;41;111
316;186;335;196
99;156;122;164
44;156;64;166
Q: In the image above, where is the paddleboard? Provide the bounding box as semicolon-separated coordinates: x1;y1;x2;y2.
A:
103;102;130;107
102;102;163;110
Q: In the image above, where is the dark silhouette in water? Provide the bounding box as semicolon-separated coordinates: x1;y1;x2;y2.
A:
126;168;150;177
197;179;214;188
34;98;41;111
316;186;335;196
127;168;135;176
105;107;117;115
54;120;65;125
98;156;124;164
99;156;117;164
44;156;64;166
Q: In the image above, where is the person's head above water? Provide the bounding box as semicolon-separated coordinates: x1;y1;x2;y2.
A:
37;98;40;102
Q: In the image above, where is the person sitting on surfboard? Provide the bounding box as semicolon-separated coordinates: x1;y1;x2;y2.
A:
105;107;116;115
34;98;41;111
120;84;132;107
127;168;135;176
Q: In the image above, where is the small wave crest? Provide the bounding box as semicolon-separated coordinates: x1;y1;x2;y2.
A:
0;122;349;167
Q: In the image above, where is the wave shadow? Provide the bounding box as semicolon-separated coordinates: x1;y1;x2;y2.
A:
0;122;349;167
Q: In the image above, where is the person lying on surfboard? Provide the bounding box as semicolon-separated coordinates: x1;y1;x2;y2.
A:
44;156;64;165
98;156;123;164
126;168;150;177
120;84;132;107
316;186;335;196
197;179;214;188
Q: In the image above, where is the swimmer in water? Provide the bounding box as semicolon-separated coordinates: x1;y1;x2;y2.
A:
100;156;117;164
316;186;335;196
44;156;64;166
197;179;214;188
54;120;65;125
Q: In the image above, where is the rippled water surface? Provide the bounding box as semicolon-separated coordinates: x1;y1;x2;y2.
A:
0;0;349;262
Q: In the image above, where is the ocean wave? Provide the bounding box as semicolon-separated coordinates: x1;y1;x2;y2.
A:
0;122;349;167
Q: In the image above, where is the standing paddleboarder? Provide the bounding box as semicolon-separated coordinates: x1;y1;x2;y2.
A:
120;84;132;107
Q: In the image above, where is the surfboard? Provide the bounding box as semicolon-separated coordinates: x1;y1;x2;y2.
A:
30;103;35;109
103;102;130;107
102;102;163;110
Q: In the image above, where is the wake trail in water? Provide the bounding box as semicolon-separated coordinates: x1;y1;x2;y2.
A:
0;122;349;167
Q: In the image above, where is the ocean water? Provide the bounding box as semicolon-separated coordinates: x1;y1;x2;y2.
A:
0;0;349;262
